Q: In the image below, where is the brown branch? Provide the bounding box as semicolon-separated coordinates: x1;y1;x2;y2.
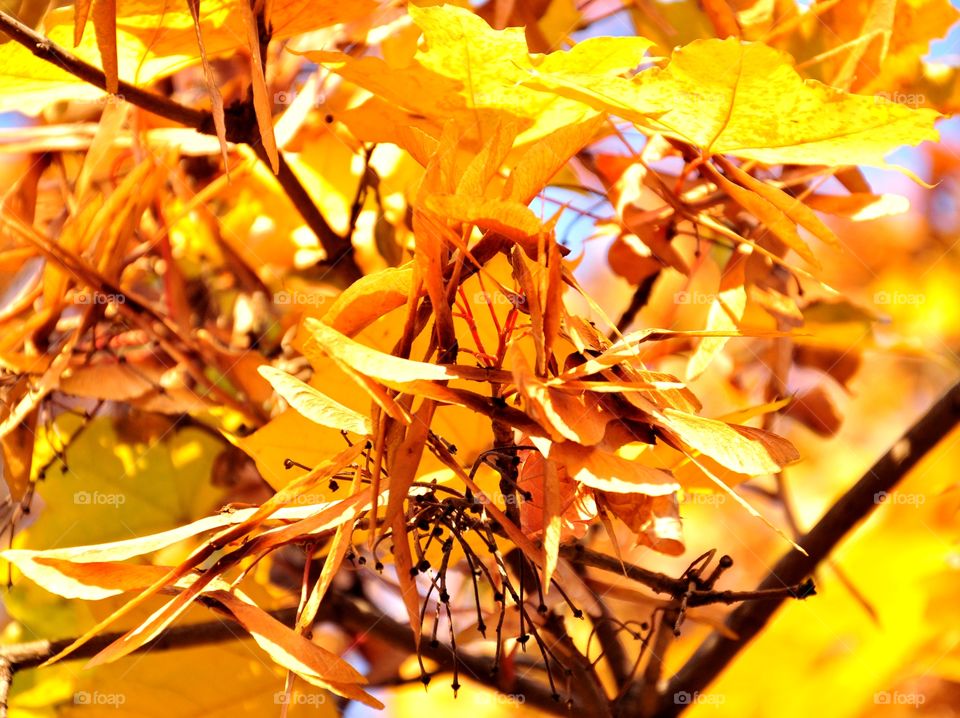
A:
658;379;960;716
250;143;360;281
613;271;659;336
0;9;357;278
562;544;689;596
0;591;577;717
0;10;206;130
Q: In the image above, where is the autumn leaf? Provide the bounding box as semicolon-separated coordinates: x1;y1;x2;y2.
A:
524;37;941;169
321;265;415;337
302;4;654;145
655;408;800;476
0;0;378;113
258;365;372;435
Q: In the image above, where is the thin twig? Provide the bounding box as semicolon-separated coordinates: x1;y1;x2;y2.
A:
562;544;689;596
0;9;357;276
0;11;206;129
659;379;960;716
0;591;579;716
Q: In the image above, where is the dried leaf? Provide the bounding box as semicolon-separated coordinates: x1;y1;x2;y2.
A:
187;0;229;172
656;408;799;476
240;0;279;173
90;0;117;95
258;365;372;435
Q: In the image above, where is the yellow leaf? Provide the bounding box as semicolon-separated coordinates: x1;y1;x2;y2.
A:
505;115;605;204
2;500;352;586
600;492;685;555
186;0;229;172
322;265;414;338
9;559;190;601
383;400;435;531
707;187;807;267
257;365;372;435
286;128;363;237
303;4;654;145
425;195;545;245
208;590;383;709
509;342;610;445
686;285;748;381
303;318;462;384
656;408;799;476
0;0;378;113
73;0;91;45
90;0;117;94
534;437;679;495
719;158;839;247
390;513;423;648
541;458;561;588
240;0;278;173
524;37;940;169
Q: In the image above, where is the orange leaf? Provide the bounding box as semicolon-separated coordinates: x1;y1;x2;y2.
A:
657;408;799;476
91;0;117;95
187;0;230;172
323;265;415;337
240;0;279;173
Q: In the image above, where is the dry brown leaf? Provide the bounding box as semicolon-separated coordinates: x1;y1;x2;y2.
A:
240;0;279;173
91;0;117;94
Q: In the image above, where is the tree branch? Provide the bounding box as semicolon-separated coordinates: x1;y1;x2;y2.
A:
0;9;358;278
659;379;960;715
562;544;689;596
0;10;206;130
0;591;576;717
